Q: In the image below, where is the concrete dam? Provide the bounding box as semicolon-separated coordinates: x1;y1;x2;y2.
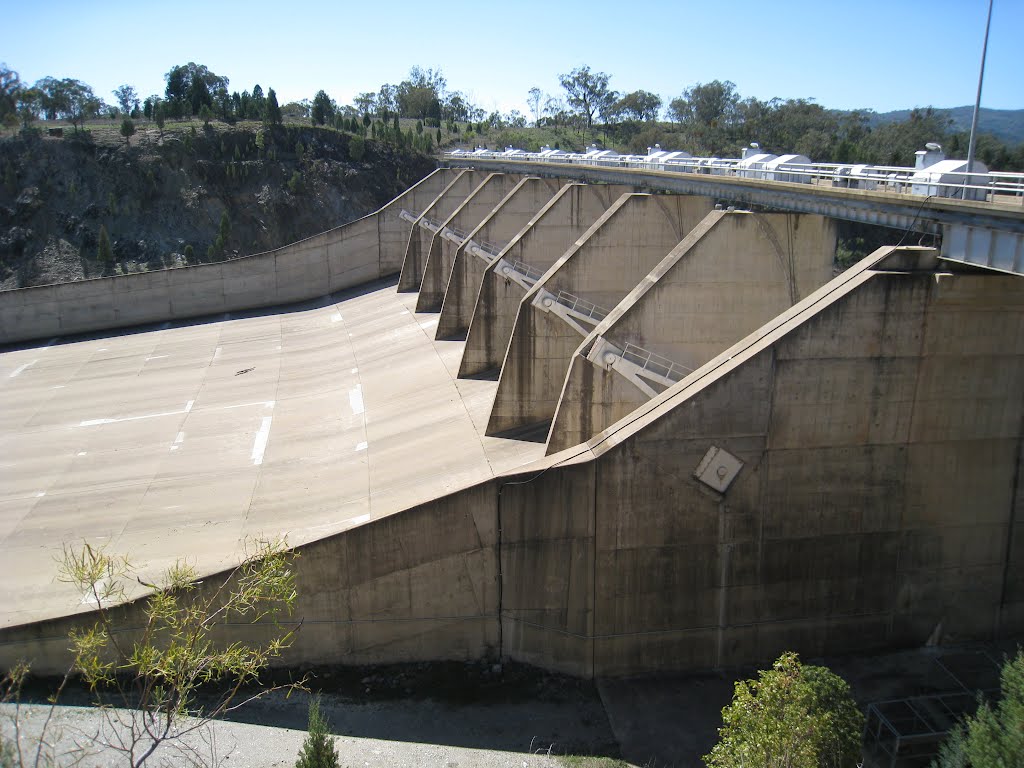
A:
2;165;1024;678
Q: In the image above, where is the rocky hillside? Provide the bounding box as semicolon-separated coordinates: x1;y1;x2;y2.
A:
0;121;436;289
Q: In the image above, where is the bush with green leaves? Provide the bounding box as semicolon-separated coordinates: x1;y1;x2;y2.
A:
705;652;863;768
932;649;1024;768
295;695;339;768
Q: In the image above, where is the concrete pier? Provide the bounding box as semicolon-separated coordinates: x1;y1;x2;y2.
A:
458;183;635;378
415;173;521;313
397;170;493;292
436;177;565;339
486;193;713;436
548;210;836;452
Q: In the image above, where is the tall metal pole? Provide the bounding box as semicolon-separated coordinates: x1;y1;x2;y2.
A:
965;0;994;194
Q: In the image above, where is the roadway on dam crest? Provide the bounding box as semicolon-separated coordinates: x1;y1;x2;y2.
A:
0;278;545;629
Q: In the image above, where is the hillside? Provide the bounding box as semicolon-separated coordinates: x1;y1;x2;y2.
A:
0;120;436;290
864;106;1024;145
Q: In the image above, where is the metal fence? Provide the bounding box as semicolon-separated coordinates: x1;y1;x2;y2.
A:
621;342;692;382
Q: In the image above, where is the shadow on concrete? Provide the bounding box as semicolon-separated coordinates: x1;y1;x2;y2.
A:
0;275;402;354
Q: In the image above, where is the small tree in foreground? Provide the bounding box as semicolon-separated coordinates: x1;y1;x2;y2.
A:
295;695;339;768
932;648;1024;768
55;538;302;767
705;652;863;768
119;117;135;147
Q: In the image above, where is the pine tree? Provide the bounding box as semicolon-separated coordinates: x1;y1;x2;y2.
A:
97;225;112;262
295;696;339;768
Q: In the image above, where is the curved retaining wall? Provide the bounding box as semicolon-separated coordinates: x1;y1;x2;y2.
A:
0;168;455;345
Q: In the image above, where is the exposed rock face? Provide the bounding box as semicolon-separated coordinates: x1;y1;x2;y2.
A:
0;123;436;289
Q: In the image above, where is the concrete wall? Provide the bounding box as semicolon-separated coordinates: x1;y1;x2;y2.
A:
416;173;521;313
397;171;491;292
548;211;837;452
3;248;1024;680
0;168;456;345
437;177;565;339
486;193;713;435
458;184;634;377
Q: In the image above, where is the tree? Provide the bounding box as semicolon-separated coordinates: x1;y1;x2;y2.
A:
0;64;21;128
97;225;113;274
264;88;282;125
558;65;613;143
311;89;334;126
112;84;139;116
527;86;544;126
932;649;1024;768
120;117;135;147
349;134;365;161
154;104;166;139
295;695;339;768
46;539;302;768
164;62;228;117
705;652;863;768
615;90;663;122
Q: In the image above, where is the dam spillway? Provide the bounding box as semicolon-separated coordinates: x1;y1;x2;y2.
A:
2;166;1024;678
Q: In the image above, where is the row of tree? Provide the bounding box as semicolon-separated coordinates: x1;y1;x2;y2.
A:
3;61;1021;170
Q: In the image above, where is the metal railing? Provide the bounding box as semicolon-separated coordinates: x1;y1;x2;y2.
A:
447;225;470;240
554;290;609;323
442;151;1024;205
475;239;506;257
508;260;544;283
621;342;693;382
420;216;442;231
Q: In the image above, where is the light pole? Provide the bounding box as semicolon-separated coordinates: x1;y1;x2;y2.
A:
965;0;994;197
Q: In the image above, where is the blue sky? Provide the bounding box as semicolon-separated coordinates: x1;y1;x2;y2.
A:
3;0;1020;117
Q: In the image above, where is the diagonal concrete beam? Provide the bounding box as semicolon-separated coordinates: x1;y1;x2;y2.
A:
437;177;566;340
486;193;714;436
397;170;488;292
416;173;522;314
458;184;636;378
547;211;837;452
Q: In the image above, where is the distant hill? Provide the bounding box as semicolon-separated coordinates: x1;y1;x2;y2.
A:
862;106;1024;145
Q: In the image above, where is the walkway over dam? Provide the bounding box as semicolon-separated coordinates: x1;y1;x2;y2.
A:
2;167;1024;679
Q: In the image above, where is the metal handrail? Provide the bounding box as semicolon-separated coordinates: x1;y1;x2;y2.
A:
621;342;693;382
509;260;543;282
475;239;505;256
442;152;1024;202
420;216;442;231
554;290;609;322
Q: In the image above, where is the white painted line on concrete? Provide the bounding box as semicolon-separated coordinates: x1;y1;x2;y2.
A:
399;310;410;315
35;491;46;498
331;313;343;323
77;451;87;456
9;360;37;378
98;348;108;352
355;441;367;452
52;385;65;389
214;399;275;412
351;368;358;374
145;355;169;361
80;400;196;427
213;347;223;362
349;386;364;416
251;416;273;466
420;318;439;330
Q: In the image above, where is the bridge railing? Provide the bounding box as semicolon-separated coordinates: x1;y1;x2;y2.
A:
555;290;609;323
621;342;693;383
443;152;1024;205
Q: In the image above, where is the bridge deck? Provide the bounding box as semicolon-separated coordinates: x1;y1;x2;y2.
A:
0;280;544;628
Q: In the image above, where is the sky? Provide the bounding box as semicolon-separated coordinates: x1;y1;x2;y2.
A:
3;0;1021;119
